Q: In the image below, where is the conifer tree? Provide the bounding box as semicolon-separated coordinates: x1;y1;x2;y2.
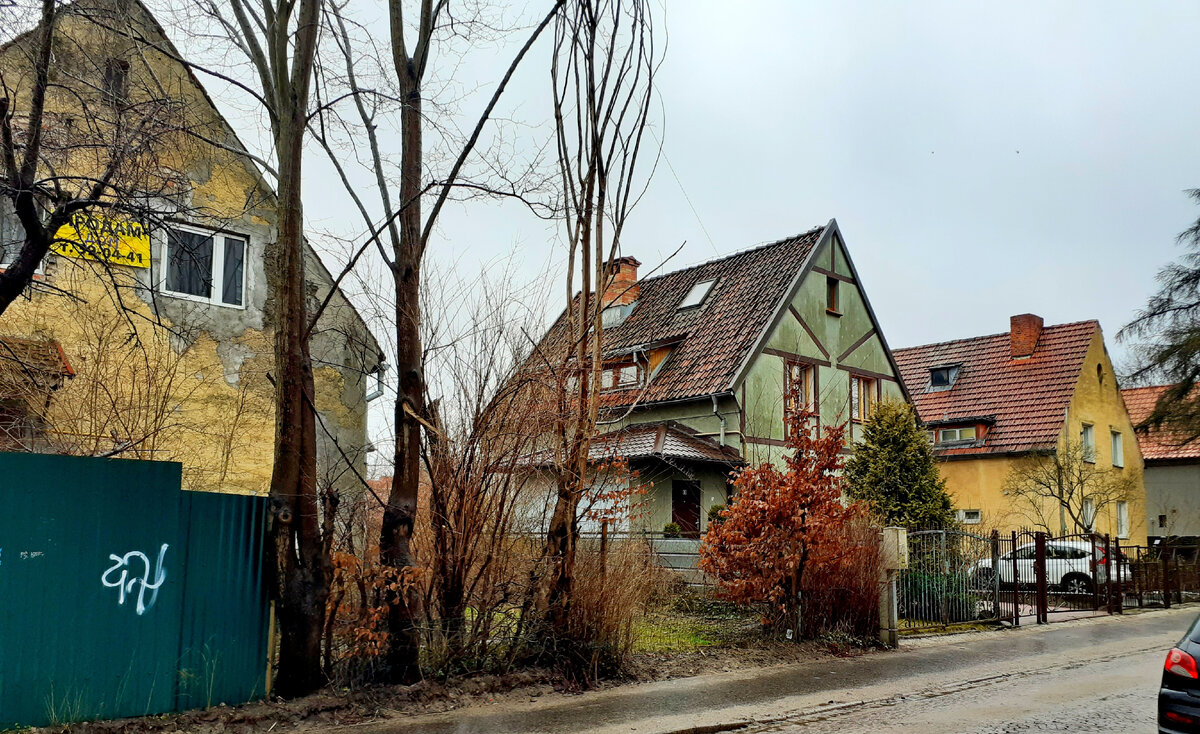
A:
845;400;955;530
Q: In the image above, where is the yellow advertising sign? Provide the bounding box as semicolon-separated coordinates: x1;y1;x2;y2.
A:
52;212;151;268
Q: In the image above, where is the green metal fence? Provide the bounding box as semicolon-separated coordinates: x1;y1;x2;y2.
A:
0;452;269;728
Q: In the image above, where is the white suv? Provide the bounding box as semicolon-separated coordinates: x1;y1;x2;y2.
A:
974;539;1128;594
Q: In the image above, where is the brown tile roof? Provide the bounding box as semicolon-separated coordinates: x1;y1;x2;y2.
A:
1122;385;1200;462
0;336;74;393
526;421;743;467
533;226;826;407
893;321;1098;456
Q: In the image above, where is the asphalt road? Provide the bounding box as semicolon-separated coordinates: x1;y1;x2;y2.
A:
345;605;1198;734
757;618;1175;733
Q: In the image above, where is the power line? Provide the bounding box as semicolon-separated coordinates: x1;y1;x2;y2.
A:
650;127;719;257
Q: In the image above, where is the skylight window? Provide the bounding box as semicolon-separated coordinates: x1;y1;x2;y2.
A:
678;279;716;310
928;364;961;392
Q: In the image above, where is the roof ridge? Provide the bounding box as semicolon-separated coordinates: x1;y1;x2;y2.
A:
633;225;826;285
894;319;1099;354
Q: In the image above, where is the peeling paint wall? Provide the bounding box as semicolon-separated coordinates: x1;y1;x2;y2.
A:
0;2;379;499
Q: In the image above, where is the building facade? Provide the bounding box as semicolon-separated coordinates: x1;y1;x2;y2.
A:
528;219;907;536
0;0;381;498
1123;385;1200;543
894;316;1147;544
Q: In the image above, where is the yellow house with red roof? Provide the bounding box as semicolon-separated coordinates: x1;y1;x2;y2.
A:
894;315;1147;545
1123;385;1200;542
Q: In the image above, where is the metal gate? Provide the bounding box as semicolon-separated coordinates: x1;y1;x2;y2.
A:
899;530;1018;631
0;452;270;728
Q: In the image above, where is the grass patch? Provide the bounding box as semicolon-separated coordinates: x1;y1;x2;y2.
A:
633;595;762;653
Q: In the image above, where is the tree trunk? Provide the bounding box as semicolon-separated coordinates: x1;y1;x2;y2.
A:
266;0;326;698
380;75;424;684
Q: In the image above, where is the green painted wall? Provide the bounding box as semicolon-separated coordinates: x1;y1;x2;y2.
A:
739;234;904;466
606;229;905;520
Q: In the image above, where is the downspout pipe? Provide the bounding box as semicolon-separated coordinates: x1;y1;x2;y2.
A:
712;394;726;446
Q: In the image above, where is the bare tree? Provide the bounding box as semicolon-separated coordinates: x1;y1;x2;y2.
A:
1003;439;1138;535
307;0;562;682
0;0;201;316
541;0;656;639
191;0;327;696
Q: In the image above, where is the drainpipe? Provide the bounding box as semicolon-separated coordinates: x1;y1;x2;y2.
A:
712;394;726;446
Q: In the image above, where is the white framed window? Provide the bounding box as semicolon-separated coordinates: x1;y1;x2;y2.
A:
159;224;246;308
1117;501;1130;539
937;426;977;443
956;509;982;525
1111;431;1124;468
1082;498;1096;532
599;363;641;392
1081;424;1095;463
615;364;639;388
0;198;23;270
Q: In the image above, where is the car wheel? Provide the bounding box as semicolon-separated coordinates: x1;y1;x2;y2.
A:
1062;573;1092;595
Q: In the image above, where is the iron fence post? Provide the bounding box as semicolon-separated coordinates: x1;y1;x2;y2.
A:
990;530;1001;620
1011;531;1020;626
1103;534;1113;615
1035;532;1048;624
1113;537;1123;614
1163;551;1172;609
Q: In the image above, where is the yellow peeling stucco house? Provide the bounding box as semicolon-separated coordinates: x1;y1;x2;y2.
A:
894;315;1147;545
0;0;381;499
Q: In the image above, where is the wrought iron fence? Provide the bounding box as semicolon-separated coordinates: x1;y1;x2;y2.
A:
898;529;1019;631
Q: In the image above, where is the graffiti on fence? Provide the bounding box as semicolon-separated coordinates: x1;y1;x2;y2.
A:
101;543;169;615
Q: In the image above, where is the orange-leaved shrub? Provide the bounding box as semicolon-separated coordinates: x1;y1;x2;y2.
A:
699;406;879;640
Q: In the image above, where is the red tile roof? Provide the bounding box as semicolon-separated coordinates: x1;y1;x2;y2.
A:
893;321;1099;456
1121;385;1200;462
531;226;826;407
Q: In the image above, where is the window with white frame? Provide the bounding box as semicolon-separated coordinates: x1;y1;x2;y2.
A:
1117;501;1130;539
1111;430;1124;468
956;509;982;525
160;225;246;307
1081;423;1095;463
1082;497;1096;531
936;426;977;444
0;198;19;268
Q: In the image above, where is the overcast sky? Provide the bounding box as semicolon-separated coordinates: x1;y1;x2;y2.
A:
285;1;1200;373
166;1;1200;463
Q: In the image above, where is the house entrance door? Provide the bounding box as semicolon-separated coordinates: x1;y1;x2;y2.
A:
672;480;701;538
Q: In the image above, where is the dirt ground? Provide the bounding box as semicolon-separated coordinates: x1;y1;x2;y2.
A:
40;639;873;734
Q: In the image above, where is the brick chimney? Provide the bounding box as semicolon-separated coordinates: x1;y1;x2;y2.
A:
602;256;641;307
1010;313;1044;359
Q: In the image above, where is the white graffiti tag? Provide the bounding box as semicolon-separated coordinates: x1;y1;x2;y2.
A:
101;544;168;615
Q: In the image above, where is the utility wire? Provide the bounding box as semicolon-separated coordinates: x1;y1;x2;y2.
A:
649;127;719;257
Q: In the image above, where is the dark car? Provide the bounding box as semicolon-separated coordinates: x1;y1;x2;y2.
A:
1160;614;1200;732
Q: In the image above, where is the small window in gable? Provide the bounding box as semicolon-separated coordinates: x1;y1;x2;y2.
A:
678;279;715;310
103;58;130;105
826;276;840;314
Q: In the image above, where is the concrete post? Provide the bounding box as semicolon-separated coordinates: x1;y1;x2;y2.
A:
879;527;908;648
